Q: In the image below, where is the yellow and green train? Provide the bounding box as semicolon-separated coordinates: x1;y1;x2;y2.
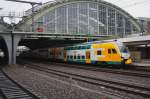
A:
47;40;132;66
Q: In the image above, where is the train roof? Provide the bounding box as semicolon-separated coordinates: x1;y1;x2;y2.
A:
81;40;122;45
65;40;124;48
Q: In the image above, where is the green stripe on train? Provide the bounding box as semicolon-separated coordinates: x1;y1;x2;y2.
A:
91;60;121;65
67;59;121;65
106;61;121;64
67;59;86;64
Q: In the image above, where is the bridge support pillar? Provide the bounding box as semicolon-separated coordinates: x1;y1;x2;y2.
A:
2;35;12;64
1;34;21;65
12;35;21;64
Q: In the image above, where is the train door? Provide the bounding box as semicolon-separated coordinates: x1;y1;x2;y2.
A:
64;51;67;62
107;49;111;61
86;50;91;64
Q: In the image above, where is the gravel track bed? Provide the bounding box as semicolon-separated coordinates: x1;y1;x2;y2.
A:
24;63;149;99
3;63;150;99
32;62;150;87
3;65;116;99
52;63;150;77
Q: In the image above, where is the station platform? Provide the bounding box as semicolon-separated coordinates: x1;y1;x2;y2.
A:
132;59;150;67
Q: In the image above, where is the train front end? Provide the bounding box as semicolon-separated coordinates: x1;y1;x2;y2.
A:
118;43;132;65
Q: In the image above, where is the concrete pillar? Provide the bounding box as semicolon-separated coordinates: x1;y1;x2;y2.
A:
2;35;12;64
1;34;21;64
12;35;21;64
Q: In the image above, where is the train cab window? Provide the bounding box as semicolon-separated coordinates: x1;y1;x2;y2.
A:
97;50;101;55
123;47;129;53
108;49;111;54
112;49;117;54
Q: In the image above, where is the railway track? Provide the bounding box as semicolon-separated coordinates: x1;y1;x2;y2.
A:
0;68;39;99
20;57;150;78
23;62;150;99
49;62;150;78
19;58;150;78
29;60;150;78
129;65;150;72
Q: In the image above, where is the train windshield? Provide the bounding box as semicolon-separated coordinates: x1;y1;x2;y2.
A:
115;41;129;53
119;46;129;53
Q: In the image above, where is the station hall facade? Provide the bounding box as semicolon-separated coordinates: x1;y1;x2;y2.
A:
20;0;141;38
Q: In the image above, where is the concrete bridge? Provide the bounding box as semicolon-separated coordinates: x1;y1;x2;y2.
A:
0;30;110;64
1;29;150;65
118;35;150;46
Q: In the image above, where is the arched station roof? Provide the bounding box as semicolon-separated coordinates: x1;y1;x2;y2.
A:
18;0;141;37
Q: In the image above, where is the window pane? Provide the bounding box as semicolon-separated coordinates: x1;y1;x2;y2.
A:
112;49;117;54
74;56;76;59
97;50;101;55
78;56;80;59
67;56;69;59
70;56;73;59
108;49;111;54
82;56;85;59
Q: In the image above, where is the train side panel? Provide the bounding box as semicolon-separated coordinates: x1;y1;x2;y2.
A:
48;47;64;61
66;49;86;64
64;45;92;64
91;42;122;65
32;41;132;66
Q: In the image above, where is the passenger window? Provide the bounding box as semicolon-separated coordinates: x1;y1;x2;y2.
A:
108;49;111;54
74;56;76;59
97;50;101;55
78;56;80;59
67;56;69;59
59;52;61;55
82;56;85;59
70;56;73;59
82;46;86;49
112;49;117;54
50;52;52;55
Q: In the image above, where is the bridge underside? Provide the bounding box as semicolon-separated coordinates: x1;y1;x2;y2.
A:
19;38;87;50
0;38;8;64
124;41;150;46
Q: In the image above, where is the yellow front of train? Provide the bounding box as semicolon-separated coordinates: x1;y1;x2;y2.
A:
119;46;132;65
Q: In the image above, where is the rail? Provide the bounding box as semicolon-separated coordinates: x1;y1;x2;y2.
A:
0;68;39;99
23;62;150;98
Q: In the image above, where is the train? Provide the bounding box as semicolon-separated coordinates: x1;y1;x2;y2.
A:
27;40;132;67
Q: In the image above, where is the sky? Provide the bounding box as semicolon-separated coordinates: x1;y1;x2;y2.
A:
0;0;150;23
